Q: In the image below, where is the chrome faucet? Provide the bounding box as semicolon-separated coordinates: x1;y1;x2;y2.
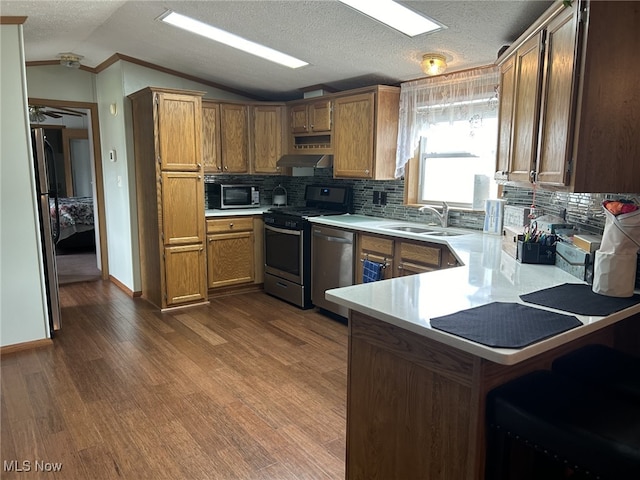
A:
419;202;450;228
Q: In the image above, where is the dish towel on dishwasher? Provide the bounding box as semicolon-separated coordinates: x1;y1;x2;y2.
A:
363;259;384;283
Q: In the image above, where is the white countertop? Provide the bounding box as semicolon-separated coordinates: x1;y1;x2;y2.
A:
311;214;640;365
205;207;270;217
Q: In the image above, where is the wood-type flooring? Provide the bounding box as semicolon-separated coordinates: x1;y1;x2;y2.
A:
1;281;348;479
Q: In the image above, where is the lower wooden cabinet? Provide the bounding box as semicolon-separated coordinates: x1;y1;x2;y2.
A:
205;216;263;290
356;234;394;284
164;244;207;305
356;233;457;283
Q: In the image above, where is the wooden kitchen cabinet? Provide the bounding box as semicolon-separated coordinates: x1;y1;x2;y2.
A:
204;101;286;175
202;101;221;173
394;241;442;277
356;234;394;284
289;99;332;134
206;217;261;289
129;86;207;310
496;32;544;184
496;0;640;192
219;103;249;173
202;101;249;173
251;104;286;174
356;233;458;283
333;86;400;180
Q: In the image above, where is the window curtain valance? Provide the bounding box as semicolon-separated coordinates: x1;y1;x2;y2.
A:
395;65;500;178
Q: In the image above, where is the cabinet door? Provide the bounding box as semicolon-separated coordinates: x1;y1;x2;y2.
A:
161;171;205;245
333;93;375;179
309;100;332;133
395;241;441;277
156;92;202;172
510;32;544;183
202;102;221;173
290;104;308;133
356;234;393;284
495;55;516;181
536;6;578;186
164;244;207;306
220;104;249;173
252;105;283;174
207;231;254;288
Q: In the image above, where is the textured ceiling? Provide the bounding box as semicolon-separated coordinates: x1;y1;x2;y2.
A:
1;0;553;101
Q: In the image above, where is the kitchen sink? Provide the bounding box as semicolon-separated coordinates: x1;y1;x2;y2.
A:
383;225;468;237
421;231;464;237
384;225;433;233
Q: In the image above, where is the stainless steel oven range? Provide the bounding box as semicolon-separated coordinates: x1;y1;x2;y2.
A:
263;185;352;309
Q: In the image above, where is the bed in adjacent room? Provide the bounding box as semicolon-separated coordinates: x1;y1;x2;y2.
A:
50;196;95;248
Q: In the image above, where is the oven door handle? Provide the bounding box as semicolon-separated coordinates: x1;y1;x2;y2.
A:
265;224;301;236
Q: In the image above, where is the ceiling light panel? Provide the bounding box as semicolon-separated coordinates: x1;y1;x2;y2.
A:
159;11;308;69
338;0;444;37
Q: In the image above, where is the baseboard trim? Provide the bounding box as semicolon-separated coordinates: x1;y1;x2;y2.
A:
0;338;53;356
109;275;142;297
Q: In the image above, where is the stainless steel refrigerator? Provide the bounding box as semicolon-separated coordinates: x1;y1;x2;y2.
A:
31;128;61;332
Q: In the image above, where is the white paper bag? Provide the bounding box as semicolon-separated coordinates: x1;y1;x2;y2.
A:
592;252;638;298
592;203;640;297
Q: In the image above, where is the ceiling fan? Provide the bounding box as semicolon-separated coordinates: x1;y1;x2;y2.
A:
29;105;86;123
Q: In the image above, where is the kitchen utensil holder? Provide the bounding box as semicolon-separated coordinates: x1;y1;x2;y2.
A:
516;235;556;264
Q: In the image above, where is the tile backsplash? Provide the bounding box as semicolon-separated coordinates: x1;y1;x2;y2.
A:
205;170;639;236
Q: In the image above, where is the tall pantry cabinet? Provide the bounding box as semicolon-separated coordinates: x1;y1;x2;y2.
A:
129;87;207;310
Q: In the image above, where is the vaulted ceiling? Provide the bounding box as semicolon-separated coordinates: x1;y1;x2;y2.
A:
2;0;553;100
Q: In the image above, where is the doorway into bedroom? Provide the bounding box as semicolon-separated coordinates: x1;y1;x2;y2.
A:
29;98;109;287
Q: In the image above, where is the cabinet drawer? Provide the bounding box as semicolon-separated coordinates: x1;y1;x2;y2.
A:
360;234;394;257
207;217;254;233
398;242;441;267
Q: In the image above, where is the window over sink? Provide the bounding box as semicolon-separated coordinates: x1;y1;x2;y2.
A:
397;66;500;210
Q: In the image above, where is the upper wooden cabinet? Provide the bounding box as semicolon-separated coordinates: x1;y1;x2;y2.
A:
155;91;203;172
202;101;221;173
333;86;400;180
202;101;250;173
496;0;640;192
251;104;286;175
289;100;332;134
219;103;249;173
203;101;286;175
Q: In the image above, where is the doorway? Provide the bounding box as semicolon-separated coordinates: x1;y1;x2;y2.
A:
29;98;109;285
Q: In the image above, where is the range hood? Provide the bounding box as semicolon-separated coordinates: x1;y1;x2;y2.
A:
276;154;333;169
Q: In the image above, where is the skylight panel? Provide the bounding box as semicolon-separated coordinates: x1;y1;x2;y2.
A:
159;11;308;69
338;0;444;37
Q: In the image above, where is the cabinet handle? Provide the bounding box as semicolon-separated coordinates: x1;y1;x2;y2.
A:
224;166;228;171
217;165;222;171
529;170;537;182
365;169;370;174
197;163;202;168
197;175;202;180
229;223;234;228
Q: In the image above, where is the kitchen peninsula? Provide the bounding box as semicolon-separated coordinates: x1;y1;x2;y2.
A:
315;214;640;480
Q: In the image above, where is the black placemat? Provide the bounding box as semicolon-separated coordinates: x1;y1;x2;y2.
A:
430;302;582;348
520;283;640;316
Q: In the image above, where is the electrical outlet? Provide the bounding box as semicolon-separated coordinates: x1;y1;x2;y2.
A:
373;191;380;205
380;192;387;205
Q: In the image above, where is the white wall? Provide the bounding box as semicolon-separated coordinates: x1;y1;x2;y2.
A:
26;65;96;103
96;61;139;290
25;60;252;293
0;24;50;347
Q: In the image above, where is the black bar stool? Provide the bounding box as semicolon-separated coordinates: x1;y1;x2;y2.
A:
486;370;640;479
552;344;640;402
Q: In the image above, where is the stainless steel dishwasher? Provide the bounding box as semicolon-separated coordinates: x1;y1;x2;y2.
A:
311;225;354;318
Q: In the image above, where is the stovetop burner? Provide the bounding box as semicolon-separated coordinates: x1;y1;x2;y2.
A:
267;206;347;218
266;185;353;219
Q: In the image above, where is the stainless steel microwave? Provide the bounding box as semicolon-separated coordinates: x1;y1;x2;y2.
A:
207;183;260;209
